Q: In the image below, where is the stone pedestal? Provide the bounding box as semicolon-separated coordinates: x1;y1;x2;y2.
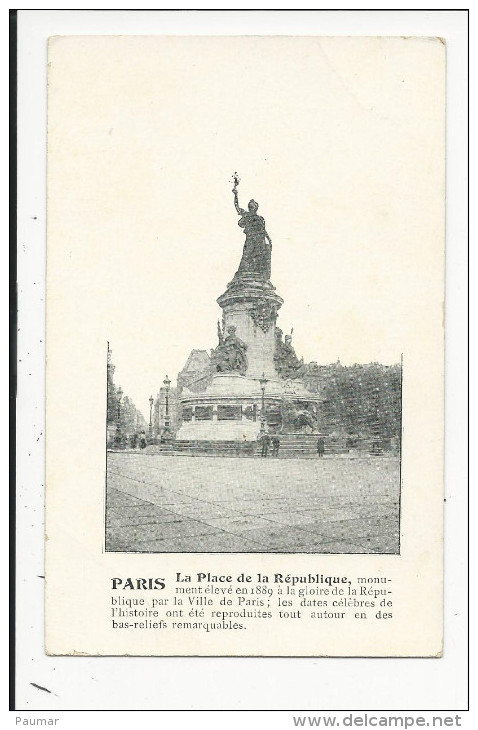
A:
216;274;283;379
175;273;321;442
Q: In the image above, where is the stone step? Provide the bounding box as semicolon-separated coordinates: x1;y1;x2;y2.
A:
143;439;352;457
113;437;391;457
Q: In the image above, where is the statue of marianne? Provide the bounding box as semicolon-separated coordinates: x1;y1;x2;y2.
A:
232;179;272;280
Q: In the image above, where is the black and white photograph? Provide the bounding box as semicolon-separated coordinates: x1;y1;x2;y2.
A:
105;175;402;555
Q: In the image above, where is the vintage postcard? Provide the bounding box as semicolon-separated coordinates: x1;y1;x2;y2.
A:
45;35;444;656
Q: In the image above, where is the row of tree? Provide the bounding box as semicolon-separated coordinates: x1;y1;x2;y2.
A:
319;362;401;439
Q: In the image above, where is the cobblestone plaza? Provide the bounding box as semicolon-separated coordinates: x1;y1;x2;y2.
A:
106;453;400;554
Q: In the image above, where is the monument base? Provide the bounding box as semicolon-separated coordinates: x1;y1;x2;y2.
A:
175;372;321;442
175;420;260;442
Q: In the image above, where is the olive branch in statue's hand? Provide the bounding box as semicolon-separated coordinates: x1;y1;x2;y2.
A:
231;172;240;194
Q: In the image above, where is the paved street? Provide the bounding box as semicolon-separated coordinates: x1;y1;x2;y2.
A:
106;453;400;554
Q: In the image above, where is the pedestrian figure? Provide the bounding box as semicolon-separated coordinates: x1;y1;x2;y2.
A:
140;430;147;449
317;437;325;458
271;436;280;457
130;432;138;449
260;431;270;457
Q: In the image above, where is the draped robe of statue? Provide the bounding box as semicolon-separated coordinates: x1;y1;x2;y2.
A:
236;212;272;280
232;190;272;281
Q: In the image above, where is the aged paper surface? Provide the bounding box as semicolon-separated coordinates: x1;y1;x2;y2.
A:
46;36;444;656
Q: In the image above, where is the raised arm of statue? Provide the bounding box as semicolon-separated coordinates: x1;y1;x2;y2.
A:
233;189;246;215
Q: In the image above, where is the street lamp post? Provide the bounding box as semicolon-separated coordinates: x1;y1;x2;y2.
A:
163;375;171;434
259;372;268;434
149;395;154;439
117;386;122;420
116;386;123;447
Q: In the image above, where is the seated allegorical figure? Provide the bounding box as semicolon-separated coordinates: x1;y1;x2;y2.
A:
212;324;248;376
274;327;304;379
